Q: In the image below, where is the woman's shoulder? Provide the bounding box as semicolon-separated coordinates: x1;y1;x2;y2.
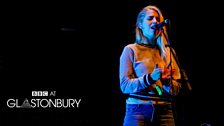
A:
125;43;137;48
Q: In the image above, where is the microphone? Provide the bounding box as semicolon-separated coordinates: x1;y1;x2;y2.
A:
152;19;169;30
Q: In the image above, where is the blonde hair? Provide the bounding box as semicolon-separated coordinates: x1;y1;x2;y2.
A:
135;5;168;60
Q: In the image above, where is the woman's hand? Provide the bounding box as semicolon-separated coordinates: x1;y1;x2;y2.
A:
151;64;163;81
161;62;175;80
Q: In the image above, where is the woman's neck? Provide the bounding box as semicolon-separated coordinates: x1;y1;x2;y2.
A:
142;37;156;46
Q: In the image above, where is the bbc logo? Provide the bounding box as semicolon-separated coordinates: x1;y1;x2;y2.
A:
32;91;48;96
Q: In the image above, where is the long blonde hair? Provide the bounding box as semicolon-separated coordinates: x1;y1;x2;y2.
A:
135;5;169;60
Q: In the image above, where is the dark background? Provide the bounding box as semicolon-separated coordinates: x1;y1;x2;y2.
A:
0;0;223;126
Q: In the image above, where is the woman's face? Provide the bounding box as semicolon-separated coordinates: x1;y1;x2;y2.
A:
141;9;161;41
